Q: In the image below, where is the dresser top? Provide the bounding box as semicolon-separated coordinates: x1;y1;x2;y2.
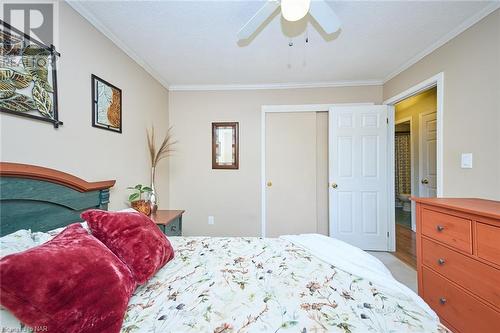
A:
411;197;500;220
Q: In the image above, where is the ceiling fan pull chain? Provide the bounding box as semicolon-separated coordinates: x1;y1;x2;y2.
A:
303;28;309;67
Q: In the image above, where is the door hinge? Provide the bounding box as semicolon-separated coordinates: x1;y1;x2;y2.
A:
387;232;390;238
386;118;389;124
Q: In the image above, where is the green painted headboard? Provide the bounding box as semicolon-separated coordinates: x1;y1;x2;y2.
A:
0;162;115;236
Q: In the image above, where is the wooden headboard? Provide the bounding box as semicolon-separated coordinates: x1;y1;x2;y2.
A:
0;162;115;236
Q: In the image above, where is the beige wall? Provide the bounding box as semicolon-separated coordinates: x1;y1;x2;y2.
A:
168;86;383;236
0;2;170;210
395;88;437;196
384;9;500;200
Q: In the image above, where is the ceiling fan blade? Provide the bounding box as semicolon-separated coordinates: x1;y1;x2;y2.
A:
237;0;280;40
309;0;341;34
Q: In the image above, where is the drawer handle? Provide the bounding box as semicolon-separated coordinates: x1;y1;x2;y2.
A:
436;225;445;232
438;258;445;265
439;297;447;305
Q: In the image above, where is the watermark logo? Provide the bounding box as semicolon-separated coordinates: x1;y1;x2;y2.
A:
0;326;48;333
1;0;58;47
0;1;61;127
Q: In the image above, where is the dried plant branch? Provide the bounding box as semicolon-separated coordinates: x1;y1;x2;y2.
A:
146;126;155;164
147;126;177;167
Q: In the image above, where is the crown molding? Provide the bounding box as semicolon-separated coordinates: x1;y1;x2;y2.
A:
168;80;383;92
66;0;171;89
384;2;500;83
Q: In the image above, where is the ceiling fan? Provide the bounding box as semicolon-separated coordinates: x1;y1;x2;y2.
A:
237;0;341;41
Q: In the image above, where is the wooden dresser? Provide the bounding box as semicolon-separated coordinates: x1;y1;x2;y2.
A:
413;198;500;333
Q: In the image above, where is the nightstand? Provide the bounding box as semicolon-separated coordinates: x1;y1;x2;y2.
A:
150;210;184;236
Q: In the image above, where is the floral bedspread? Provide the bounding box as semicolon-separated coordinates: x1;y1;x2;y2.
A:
122;237;443;333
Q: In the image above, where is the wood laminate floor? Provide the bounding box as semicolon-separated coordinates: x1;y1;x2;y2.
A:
392;224;416;269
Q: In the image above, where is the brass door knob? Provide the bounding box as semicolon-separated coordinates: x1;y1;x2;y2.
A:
331;183;338;189
266;181;272;187
421;178;429;184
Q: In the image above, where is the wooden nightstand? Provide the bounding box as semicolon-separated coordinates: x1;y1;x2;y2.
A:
150;210;184;236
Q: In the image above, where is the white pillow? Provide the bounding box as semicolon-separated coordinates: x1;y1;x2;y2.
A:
0;229;35;258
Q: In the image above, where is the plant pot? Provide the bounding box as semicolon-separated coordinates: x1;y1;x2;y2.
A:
131;200;151;216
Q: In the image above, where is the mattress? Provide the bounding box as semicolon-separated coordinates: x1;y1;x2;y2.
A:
1;231;449;332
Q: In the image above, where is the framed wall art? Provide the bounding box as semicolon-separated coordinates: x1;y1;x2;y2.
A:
0;19;62;128
91;74;122;133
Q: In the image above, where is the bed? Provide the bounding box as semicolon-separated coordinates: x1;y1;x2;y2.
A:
0;163;449;332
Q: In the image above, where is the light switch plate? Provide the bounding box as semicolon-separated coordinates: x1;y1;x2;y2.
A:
461;153;473;169
208;216;215;225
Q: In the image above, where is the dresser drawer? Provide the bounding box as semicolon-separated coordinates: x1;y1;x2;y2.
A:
421;208;472;253
476;222;500;265
422;238;500;307
422;267;500;333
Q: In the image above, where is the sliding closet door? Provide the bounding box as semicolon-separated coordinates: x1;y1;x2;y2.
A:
265;112;318;237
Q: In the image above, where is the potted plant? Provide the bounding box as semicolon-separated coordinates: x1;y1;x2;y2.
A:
127;184;153;216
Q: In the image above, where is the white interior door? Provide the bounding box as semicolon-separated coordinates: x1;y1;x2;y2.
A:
329;105;389;250
419;112;437;197
266;112;318;237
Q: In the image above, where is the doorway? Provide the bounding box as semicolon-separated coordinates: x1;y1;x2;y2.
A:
384;72;444;253
392;87;437;268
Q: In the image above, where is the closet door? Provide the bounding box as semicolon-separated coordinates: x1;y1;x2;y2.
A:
265;112;318;237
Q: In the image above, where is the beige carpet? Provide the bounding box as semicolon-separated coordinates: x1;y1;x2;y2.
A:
367;251;417;292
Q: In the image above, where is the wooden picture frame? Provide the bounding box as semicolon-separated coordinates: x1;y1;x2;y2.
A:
91;74;122;133
212;122;239;169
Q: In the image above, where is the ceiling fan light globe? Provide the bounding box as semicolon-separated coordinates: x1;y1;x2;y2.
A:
281;0;311;22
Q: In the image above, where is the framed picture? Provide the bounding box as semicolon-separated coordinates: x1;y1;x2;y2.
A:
91;74;122;133
212;122;239;169
0;20;62;128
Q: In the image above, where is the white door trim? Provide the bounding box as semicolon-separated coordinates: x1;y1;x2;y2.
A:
260;103;373;237
384;72;444;250
395;116;416;231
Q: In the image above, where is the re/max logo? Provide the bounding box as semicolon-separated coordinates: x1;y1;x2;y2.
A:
1;1;57;47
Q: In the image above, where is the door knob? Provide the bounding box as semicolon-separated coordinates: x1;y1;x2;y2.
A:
331;183;338;189
421;178;429;184
266;181;272;187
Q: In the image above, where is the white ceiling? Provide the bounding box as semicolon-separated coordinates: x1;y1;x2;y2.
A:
69;1;499;89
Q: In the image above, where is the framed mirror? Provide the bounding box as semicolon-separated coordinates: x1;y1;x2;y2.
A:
212;122;239;169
